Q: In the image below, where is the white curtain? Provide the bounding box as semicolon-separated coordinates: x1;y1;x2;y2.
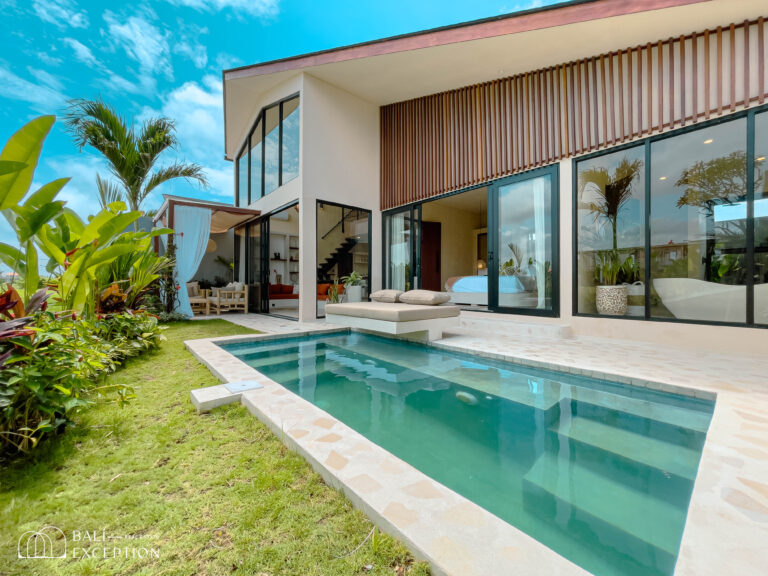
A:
174;205;211;317
391;215;406;290
533;178;547;309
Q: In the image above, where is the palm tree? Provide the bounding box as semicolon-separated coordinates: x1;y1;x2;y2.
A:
65;99;209;213
578;157;643;253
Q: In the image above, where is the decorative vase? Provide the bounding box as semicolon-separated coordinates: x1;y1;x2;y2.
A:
596;285;627;316
624;281;645;317
346;285;363;303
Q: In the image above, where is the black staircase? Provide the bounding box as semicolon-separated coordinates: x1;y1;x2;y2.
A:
317;237;358;282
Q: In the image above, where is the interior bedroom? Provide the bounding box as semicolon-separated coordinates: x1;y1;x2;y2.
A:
420;187;490;310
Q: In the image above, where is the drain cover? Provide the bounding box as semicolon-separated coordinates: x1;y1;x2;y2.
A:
224;380;264;393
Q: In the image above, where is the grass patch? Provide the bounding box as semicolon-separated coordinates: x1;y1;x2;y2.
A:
0;320;429;576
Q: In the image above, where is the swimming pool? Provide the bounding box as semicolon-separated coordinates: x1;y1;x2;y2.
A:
219;332;714;576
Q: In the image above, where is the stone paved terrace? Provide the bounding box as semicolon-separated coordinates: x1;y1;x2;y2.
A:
188;311;768;576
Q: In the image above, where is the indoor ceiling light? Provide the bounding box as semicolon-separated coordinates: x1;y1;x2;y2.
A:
703;138;714;144
757;156;766;162
659;176;667;181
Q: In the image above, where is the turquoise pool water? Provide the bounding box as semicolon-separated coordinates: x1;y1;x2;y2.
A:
219;332;714;576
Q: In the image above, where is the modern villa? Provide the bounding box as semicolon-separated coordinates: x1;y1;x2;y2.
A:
218;0;768;355
180;2;768;576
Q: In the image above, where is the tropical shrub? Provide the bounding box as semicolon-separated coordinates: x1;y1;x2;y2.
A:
0;309;165;454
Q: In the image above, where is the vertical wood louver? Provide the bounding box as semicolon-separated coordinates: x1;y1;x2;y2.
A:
380;18;768;210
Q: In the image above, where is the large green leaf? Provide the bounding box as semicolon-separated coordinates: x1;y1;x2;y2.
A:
35;225;67;266
85;243;137;270
0;242;25;274
0;161;26;177
23;178;70;210
76;209;116;248
16;201;65;243
0;116;55;209
94;211;142;245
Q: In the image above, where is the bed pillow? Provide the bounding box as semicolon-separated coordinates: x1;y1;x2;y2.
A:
399;289;451;306
370;289;403;303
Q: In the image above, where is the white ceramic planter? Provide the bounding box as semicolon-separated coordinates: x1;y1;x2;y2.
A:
346;285;363;303
596;285;628;316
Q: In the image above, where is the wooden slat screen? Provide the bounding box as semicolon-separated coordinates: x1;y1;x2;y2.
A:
381;18;768;210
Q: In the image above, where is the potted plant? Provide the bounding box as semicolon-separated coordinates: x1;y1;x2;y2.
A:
595;251;627;315
578;156;642;316
620;255;644;316
327;281;341;304
340;271;363;303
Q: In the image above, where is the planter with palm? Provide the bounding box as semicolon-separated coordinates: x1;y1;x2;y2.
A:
65;99;209;224
578;157;642;315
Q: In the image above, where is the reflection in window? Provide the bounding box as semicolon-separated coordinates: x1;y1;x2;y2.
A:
386;211;412;291
650;119;747;323
282;97;300;184
755;112;768;324
250;118;262;202
264;106;280;195
576;146;645;315
237;151;248;207
497;173;553;310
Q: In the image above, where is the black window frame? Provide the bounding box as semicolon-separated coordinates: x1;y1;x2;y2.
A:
572;103;768;329
233;91;300;207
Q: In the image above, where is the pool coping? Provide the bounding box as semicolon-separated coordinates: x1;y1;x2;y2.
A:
185;327;765;576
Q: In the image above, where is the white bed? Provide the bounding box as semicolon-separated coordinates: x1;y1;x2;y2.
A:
444;274;538;307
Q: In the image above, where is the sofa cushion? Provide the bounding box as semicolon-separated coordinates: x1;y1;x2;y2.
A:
399;290;451;306
326;302;460;321
317;283;331;296
281;284;294;294
269;284;280;295
370;289;403;303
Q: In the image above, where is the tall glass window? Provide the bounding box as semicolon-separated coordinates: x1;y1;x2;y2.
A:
250;118;262;202
237;150;248;207
264;106;280;195
386;210;412;291
496;172;554;311
650;119;747;323
282;97;300;184
576;146;645;315
754;112;768;325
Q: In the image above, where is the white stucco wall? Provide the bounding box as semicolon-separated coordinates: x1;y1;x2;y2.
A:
299;73;380;322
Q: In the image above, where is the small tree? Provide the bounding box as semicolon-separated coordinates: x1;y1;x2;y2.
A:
65;99;209;213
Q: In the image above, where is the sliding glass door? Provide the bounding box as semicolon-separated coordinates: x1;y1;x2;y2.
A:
385;206;420;291
489;166;558;314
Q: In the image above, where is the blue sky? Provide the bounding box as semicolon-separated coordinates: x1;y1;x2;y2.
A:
0;0;555;268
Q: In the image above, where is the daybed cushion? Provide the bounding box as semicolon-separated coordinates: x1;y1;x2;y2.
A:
370;289;404;303
186;282;199;297
325;302;459;322
399;290;451;306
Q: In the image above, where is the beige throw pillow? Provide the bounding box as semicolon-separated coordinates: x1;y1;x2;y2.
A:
370;289;404;303
399;290;451;306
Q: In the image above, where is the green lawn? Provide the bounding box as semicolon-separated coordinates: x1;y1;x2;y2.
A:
0;320;429;576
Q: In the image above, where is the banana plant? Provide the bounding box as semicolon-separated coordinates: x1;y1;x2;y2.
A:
0;116;68;307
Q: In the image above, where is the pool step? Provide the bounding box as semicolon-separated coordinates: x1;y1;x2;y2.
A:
522;452;683;567
551;416;702;481
244;346;327;369
567;386;712;436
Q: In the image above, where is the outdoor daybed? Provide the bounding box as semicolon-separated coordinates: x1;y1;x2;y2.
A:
325;301;460;341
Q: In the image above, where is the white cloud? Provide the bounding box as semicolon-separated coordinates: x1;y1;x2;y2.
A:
32;0;89;29
37;51;63;67
215;52;242;70
44;155;110;217
104;12;173;83
0;65;67;113
165;0;279;18
27;66;64;91
62;37;101;68
138;75;232;200
174;40;208;69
